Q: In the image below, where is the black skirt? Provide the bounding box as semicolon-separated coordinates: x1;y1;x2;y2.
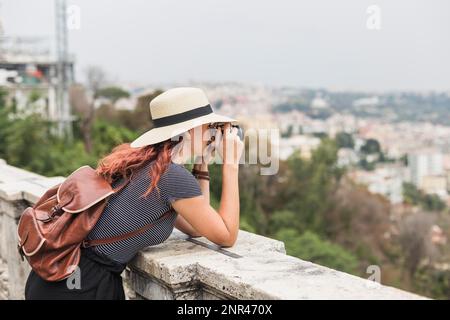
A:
25;248;127;300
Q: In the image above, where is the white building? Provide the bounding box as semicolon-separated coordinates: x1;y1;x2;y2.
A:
350;165;407;204
352;96;379;108
408;150;444;187
337;148;359;168
278;135;321;160
420;175;448;198
310;96;329;109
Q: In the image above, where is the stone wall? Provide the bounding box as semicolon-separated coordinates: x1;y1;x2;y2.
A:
0;159;428;300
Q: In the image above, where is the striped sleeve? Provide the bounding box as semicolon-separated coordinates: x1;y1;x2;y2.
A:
159;162;203;205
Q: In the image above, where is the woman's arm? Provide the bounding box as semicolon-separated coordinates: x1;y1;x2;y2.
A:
217;163;240;245
174;163;209;238
174;214;202;237
194;163;210;204
172;167;239;246
172;124;243;247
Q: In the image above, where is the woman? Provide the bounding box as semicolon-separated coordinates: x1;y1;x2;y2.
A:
25;87;244;300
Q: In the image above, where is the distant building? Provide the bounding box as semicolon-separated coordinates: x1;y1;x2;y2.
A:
337;148;359;167
349;165;407;204
352;96;379;108
114;97;136;111
310;96;329;109
0;13;75;131
420;175;448;198
408;150;444;187
0;42;74;122
278;134;321;160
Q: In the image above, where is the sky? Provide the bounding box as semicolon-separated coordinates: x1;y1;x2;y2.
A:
1;0;449;91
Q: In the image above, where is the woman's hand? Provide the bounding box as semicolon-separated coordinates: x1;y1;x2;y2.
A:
173;122;242;248
194;135;216;171
215;123;244;167
199;139;216;167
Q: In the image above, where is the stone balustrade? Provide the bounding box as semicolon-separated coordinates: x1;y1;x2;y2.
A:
0;159;427;300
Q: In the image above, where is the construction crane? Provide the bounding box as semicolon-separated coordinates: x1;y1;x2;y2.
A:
55;0;73;140
0;3;4;61
1;1;74;139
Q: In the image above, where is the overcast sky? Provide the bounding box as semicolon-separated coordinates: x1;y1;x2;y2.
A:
1;0;449;91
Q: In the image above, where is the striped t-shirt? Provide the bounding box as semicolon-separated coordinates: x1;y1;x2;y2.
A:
87;160;203;264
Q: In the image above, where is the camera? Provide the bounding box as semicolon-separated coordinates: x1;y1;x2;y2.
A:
207;122;244;145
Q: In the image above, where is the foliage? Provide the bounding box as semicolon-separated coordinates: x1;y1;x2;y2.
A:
335;132;354;149
276;138;342;235
275;229;359;274
403;182;446;211
97;86;130;103
1;86;448;299
1;110;97;176
91;118;139;158
0;87;136;177
0;87;11;160
281;125;293;138
360;138;381;154
267;210;298;235
414;267;450;299
358;158;376;171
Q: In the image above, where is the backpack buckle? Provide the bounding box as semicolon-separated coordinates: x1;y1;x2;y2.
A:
51;204;59;212
81;240;91;248
17;244;25;261
50;204;63;218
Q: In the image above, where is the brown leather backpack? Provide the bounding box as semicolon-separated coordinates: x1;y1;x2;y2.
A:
17;165;173;282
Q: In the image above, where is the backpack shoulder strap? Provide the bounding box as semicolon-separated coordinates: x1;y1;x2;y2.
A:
111;170;134;193
81;208;175;248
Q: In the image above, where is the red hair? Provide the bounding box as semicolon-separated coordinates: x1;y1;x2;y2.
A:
95;138;181;199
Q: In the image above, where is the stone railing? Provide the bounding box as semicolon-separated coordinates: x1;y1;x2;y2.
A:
0;159;427;300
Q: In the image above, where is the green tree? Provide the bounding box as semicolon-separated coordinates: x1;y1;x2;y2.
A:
2;112;55;173
422;194;446;211
335;132;354;149
97;86;130;103
279;138;341;235
275;229;359;274
281;125;293;138
0;87;11;159
414;267;450;299
359;158;375;171
403;182;446;211
360;138;381;154
2;110;97;176
91;118;139;157
267;210;298;235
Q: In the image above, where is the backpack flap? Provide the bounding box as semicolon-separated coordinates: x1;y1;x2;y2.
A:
57;165;114;214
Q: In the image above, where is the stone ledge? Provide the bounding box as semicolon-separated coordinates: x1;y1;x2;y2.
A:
0;159;65;217
0;258;9;299
0;159;429;300
128;229;427;300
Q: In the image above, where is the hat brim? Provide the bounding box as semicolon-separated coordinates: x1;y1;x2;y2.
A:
130;113;237;148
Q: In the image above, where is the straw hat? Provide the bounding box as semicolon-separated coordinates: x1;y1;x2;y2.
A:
130;87;236;148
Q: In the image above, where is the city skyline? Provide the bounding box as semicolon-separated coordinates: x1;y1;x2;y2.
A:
1;0;449;92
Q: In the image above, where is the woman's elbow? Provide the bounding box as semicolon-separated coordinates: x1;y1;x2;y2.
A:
219;234;238;247
220;242;235;248
189;232;202;238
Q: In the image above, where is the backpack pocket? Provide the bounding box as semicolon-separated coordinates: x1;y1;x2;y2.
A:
17;207;46;257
